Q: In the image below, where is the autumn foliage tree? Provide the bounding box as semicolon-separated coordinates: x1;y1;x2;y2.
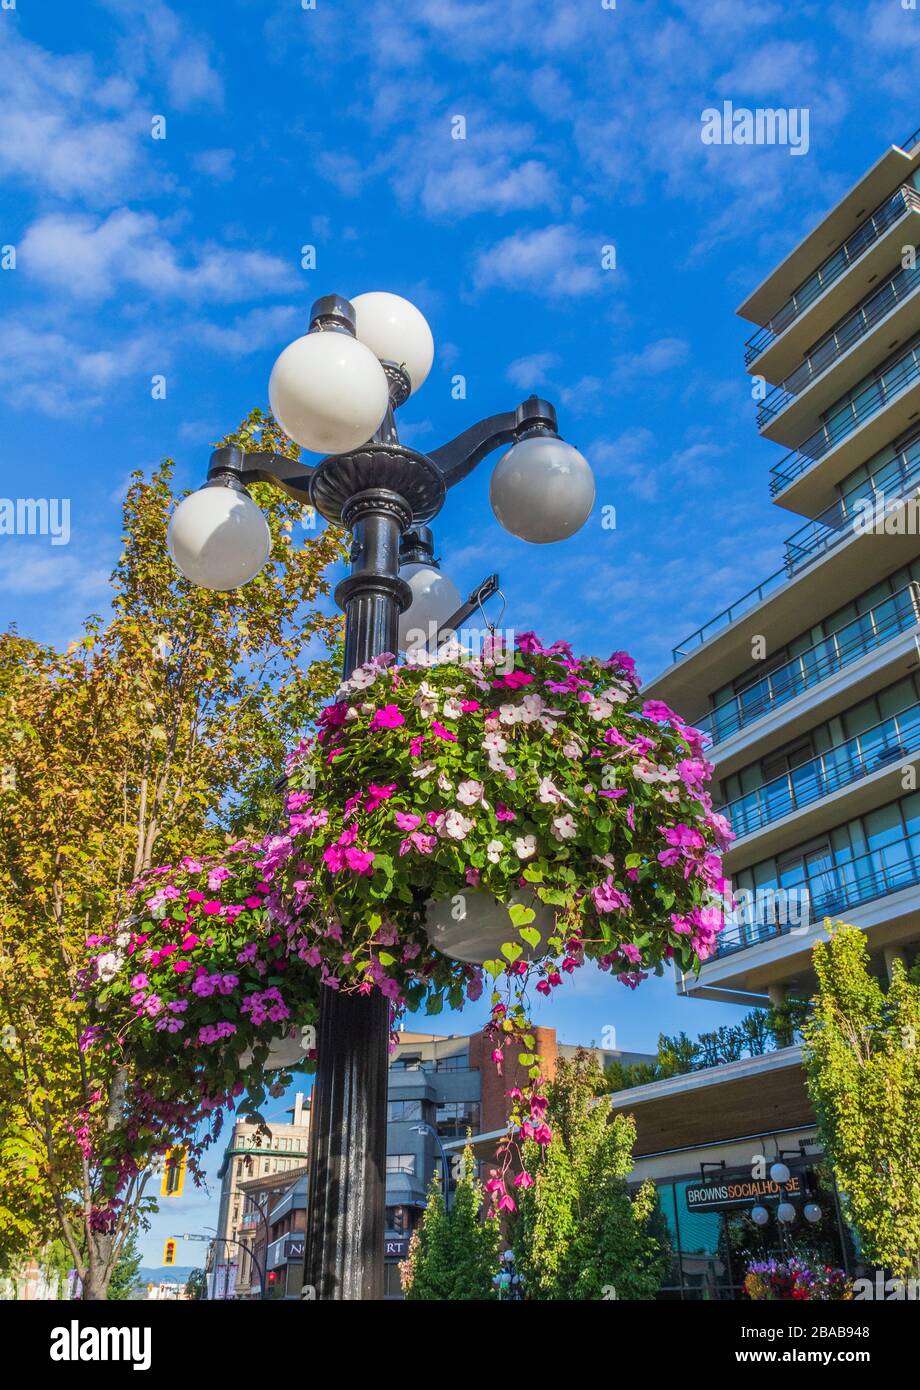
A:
0;411;346;1297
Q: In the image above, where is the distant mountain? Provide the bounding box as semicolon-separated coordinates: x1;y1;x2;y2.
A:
138;1265;198;1285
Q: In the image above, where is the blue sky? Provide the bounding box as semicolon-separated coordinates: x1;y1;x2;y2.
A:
1;0;918;1264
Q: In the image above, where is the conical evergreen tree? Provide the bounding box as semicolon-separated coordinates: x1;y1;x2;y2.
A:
402;1144;500;1300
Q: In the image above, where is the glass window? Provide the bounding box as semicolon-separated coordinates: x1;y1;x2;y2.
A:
388;1100;423;1122
435;1102;481;1138
386;1154;416;1175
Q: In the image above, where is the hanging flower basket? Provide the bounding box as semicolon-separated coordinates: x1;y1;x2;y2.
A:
80;632;731;1203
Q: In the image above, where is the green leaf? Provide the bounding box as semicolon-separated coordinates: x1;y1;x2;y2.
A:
519;927;541;950
509;903;536;927
501;941;523;964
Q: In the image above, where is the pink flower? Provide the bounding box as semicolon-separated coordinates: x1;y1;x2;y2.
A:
409;735;425;756
202;900;222;916
244;896;262;909
370;704;405;730
394;810;421;832
492;670;534;690
431;721;457;742
366;783;397;812
495;803;516;821
344;848;375;875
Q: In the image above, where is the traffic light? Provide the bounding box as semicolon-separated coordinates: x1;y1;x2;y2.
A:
160;1147;187;1198
163;1239;177;1267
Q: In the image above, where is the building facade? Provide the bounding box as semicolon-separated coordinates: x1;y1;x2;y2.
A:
214;1091;311;1296
644;125;920;1011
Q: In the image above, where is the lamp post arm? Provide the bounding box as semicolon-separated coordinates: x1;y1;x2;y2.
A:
427;395;558;489
206;445;315;503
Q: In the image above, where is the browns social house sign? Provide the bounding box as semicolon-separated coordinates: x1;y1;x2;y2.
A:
685;1172;802;1213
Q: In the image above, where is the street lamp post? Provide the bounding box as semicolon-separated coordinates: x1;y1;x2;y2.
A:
167;291;595;1300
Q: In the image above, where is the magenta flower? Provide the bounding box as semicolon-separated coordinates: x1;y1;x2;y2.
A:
366;782;397;812
431;721;457;742
394;810;421;832
369;704;405;730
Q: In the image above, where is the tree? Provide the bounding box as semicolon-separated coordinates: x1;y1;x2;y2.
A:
0;410;347;1296
185;1267;206;1301
802;923;920;1279
512;1050;668;1300
107;1230;143;1300
402;1146;500;1300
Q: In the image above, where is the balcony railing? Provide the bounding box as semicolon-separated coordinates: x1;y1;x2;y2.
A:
744;185;920;366
720;701;920;839
770;338;920;496
712;830;920;960
757;261;920;427
695;582;920;746
783;421;920;573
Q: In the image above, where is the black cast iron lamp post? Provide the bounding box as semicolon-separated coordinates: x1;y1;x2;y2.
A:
166;290;595;1300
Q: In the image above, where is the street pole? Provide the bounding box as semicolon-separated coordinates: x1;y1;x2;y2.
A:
303;475;412;1301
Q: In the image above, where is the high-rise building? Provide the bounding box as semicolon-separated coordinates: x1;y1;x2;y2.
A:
645;125;920;1012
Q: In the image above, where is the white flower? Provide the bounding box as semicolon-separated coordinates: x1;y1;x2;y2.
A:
514;834;537;859
411;761;436;779
539;715;559;734
586;698;614;722
552;813;578;840
440;809;474;840
601;685;629;705
537;777;572;806
486;838;504;863
498;703;521;726
413;681;440;719
350;667;377;690
562;742;580;758
457;779;485;806
520;693;546;723
483;731;508;754
438;773;454;793
442;697;464;720
115;931;131;949
96;952;122;982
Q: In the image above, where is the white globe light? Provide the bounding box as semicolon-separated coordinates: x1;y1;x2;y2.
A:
750;1205;770;1227
268;331;389;455
490;435;595;543
398;563;463;654
425;887;555;965
803;1202;822;1224
167;486;271;591
351;291;434;393
770;1161;791;1185
777;1201;797;1224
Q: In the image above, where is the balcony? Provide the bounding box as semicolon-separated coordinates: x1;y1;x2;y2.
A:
745;185;920;368
756;261;920;434
769;336;920;500
721;700;920;839
696;582;920;746
713;830;920;960
783;422;920;574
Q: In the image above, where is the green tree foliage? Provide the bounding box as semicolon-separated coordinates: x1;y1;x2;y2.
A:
802;923;920;1279
512;1050;668;1300
0;410;346;1296
402;1146;500;1300
604;1005;809;1093
107;1230;143;1300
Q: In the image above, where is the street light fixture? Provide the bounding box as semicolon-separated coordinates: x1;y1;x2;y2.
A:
167;290;595;1300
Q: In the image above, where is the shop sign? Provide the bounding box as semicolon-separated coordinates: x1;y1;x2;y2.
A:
685;1173;802;1212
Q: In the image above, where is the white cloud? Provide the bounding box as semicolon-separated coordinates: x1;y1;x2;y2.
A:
472;224;603;297
20;210;296;303
505;352;560;389
0;319;166;417
191;148;236;182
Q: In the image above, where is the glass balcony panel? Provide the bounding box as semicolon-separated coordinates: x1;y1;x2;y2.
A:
697;583;920;747
720;698;920;837
713;827;920;960
745;185;920;365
